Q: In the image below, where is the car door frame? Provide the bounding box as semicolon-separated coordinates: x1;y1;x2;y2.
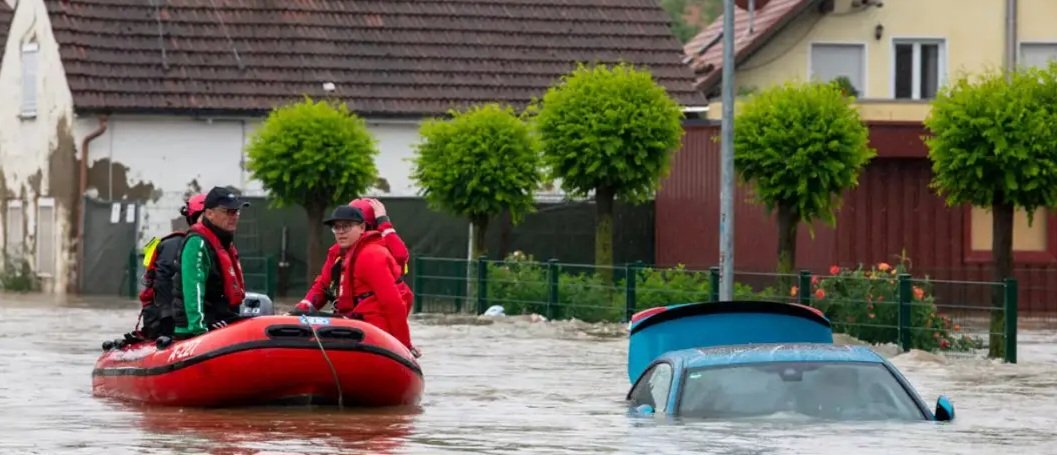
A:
626;359;678;414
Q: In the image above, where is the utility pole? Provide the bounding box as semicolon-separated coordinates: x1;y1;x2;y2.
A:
719;0;736;301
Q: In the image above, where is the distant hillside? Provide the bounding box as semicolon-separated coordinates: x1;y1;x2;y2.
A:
660;0;723;43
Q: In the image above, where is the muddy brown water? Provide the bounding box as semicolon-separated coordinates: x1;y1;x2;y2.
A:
1;293;1055;454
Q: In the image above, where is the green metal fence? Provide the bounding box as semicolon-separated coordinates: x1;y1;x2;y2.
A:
411;255;1018;363
127;250;278;300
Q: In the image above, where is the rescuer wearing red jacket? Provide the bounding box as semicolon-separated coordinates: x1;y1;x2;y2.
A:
349;198;409;273
295;205;416;355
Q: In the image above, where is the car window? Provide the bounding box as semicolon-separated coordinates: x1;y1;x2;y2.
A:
629;363;674;411
677;361;924;421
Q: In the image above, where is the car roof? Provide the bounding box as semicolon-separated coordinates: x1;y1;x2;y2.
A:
665;343;886;370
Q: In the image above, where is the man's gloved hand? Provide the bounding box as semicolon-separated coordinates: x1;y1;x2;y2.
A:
294;301;315;313
410;346;422;359
208;320;229;331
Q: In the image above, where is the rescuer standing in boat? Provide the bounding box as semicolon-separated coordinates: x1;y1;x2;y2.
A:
347;197;414;316
172;186;249;339
296;205;417;356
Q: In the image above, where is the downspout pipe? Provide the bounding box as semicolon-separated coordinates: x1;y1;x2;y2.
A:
74;114;108;293
1006;0;1017;79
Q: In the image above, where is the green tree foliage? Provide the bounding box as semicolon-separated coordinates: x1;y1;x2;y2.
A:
924;63;1057;358
245;98;379;281
412;103;543;257
533;62;684;271
660;0;723;43
830;76;859;97
734;81;874;275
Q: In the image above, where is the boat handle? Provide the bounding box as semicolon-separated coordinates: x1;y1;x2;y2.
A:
265;325;312;338
317;327;364;342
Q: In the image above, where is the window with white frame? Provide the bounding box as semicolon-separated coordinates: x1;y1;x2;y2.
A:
893;39;945;100
5;200;24;258
810;43;866;96
21;41;39;117
1020;43;1057;69
35;198;56;277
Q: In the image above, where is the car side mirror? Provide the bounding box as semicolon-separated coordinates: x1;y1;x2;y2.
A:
634;404;655;416
934;395;955;421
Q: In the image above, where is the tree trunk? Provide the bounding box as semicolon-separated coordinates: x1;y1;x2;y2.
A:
595;185;615;274
471;215;489;259
990;200;1014;358
776;203;800;293
304;202;327;285
498;209;513;260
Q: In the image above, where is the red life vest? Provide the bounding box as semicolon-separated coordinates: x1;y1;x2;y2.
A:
332;231;405;313
188;222;246;308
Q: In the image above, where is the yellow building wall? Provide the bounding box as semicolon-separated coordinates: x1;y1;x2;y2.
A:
1018;0;1057;44
707;0;1057;121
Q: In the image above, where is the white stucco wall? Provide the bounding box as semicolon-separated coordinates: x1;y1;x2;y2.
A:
72;115;424;246
364;119;425;198
0;0;76;293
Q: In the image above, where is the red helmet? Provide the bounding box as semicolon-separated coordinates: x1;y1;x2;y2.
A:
180;193;206;221
187;193;206;215
348;198;376;226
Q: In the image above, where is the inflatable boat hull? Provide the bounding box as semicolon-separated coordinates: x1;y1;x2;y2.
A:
91;315;423;407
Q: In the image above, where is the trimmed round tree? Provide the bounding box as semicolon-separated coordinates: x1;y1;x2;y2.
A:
245;98;379;282
411;103;542;257
925;63;1057;358
534;62;684;270
733;80;874;276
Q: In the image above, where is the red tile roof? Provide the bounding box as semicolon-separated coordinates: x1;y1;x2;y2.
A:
683;0;821;96
44;0;707;117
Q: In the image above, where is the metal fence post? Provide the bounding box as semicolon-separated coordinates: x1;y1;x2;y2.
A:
625;261;642;322
476;255;488;315
412;255;423;314
127;249;137;299
265;255;277;300
897;273;912;352
709;266;720;302
454;259;466;313
798;270;812;305
1004;277;1018;363
547;259;559;320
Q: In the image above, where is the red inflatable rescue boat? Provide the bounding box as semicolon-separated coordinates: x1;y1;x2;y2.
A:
92;314;423;407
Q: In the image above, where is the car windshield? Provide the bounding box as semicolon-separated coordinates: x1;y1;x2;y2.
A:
677;361;925;421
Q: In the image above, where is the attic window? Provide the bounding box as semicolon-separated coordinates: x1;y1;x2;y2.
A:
21;42;39;118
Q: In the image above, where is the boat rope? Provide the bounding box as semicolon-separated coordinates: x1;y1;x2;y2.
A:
302;317;344;410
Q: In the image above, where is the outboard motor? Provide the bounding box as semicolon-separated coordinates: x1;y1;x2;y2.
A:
240;292;275;317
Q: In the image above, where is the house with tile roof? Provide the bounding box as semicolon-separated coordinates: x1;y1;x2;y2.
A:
684;0;1057;118
0;0;705;293
655;0;1057;313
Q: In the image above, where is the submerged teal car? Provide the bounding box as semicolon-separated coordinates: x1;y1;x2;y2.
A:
625;301;955;422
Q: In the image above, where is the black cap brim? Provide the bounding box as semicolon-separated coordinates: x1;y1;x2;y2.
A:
215;200;251;209
323;216;361;226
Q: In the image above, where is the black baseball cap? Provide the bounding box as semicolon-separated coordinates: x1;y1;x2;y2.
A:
204;186;250;210
323;205;365;226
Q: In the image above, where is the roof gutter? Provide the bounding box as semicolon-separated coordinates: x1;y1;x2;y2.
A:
74;114;108;293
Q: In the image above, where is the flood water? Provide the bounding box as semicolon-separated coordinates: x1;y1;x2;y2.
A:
1;292;1055;454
